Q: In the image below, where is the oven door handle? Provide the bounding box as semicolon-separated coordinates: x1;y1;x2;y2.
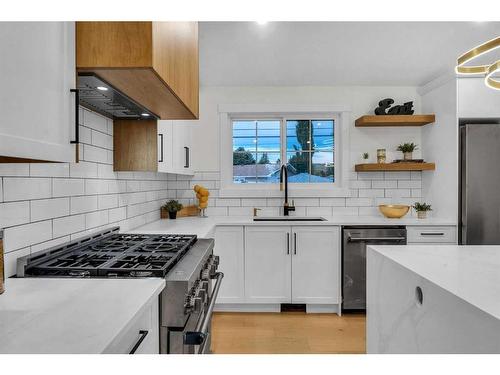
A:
184;272;224;354
347;236;406;242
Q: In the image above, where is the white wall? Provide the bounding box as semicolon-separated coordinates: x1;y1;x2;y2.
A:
0;107;171;277
169;85;429;217
458;78;500;118
421;78;459;221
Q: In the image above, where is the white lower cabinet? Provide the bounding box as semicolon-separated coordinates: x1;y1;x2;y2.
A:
103;297;159;354
245;226;292;303
291;226;340;304
214;226;245;303
241;225;340;306
407;226;457;245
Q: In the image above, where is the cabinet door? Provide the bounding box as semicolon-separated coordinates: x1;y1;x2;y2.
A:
291;226;340;304
214;226;245;303
0;22;76;162
157;120;173;173
245;226;291;303
172;123;194;175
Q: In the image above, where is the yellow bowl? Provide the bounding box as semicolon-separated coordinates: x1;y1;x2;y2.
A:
378;205;410;219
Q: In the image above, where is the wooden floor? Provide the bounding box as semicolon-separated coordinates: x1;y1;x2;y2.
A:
211;312;366;354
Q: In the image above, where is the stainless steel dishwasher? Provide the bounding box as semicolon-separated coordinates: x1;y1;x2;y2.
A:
342;226;406;311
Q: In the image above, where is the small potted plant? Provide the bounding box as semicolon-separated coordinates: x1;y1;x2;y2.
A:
162;200;183;220
362;152;369;162
397;142;418;161
413;202;432;219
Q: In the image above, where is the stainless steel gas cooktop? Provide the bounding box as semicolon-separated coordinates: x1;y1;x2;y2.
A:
16;227;197;278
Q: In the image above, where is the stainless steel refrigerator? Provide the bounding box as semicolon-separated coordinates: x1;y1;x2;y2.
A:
459;122;500;244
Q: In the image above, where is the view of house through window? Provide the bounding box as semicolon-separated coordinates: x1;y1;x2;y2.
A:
232;118;335;184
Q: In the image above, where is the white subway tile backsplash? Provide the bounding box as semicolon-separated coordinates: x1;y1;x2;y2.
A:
358;172;384;180
385;189;411;198
85;210;109;229
53;178;85;197
31;198;70;222
346;198;373;207
97;164;116;179
359;207;380;216
411;189;422;198
292;198;319;207
70;161;98;178
385;171;411;179
358;189;385;198
109;207;127;223
241;198;267;207
4;220;52;252
31;235;71;254
216;199;241;207
91;130;113;150
319;198;346;207
4;177;51;201
71;195;98;214
98;194;119;209
79;125;92;144
350;180;371;189
372;180;397;189
306;207;332;216
0;164;30;176
332;207;359;216
410;171;422;180
30;163;69;178
0;201;30;228
83;109;108;133
85;179;109;195
53;214;85;238
83;144;109;164
397;180;422;189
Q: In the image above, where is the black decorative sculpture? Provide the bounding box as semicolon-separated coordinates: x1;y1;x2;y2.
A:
375;99;414;115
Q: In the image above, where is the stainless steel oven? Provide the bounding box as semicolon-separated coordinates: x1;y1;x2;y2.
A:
342;226;406;311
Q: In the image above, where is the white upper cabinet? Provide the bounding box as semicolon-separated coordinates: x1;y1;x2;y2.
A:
291;226;340;304
157;120;194;175
0;22;76;162
245;226;292;303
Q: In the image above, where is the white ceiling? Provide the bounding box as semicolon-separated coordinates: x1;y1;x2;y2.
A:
199;22;500;87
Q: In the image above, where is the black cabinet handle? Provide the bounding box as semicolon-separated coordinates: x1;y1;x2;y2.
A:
184;146;190;168
286;233;290;254
129;330;149;354
294;233;297;255
415;286;423;306
420;232;444;236
158;134;164;163
70;89;79;144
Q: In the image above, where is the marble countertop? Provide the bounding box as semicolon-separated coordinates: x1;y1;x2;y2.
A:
0;278;165;353
368;245;500;321
131;215;457;237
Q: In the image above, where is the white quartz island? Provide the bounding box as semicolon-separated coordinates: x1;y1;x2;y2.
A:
367;245;500;353
0;278;165;354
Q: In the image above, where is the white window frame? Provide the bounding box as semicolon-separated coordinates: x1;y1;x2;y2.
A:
219;104;351;198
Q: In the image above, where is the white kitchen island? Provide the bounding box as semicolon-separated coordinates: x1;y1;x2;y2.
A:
367;245;500;353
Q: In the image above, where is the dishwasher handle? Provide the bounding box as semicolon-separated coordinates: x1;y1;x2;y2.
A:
347;236;406;242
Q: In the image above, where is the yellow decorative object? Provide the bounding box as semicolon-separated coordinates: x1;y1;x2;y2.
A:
378;205;410;219
193;184;210;217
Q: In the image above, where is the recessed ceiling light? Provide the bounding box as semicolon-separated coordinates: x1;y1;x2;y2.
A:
96;86;108;91
141;113;150;117
256;21;268;26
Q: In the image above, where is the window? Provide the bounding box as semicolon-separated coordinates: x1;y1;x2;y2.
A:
232;118;335;184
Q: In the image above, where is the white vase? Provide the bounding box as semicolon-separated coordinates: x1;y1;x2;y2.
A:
403;152;413;161
417;211;427;219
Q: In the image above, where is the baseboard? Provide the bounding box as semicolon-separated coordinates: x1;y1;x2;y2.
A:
214;303;281;313
214;303;340;314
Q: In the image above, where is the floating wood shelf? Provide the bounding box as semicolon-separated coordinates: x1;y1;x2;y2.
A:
355;162;436;172
355;114;435;127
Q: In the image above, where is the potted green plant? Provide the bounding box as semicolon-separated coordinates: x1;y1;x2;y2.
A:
413;202;432;219
362;152;369;161
162;200;183;220
397;142;418;161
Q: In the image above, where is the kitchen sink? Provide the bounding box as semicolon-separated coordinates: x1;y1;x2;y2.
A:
253;216;327;222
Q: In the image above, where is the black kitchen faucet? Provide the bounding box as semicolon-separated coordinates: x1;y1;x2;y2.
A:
280;164;296;216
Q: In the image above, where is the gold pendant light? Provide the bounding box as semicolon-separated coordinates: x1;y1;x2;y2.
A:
456;36;500;90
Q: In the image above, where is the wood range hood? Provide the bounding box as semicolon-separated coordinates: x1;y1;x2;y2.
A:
76;22;199;120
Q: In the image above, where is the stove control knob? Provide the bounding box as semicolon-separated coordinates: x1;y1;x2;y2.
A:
196;288;207;304
213;256;220;268
201;267;211;280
